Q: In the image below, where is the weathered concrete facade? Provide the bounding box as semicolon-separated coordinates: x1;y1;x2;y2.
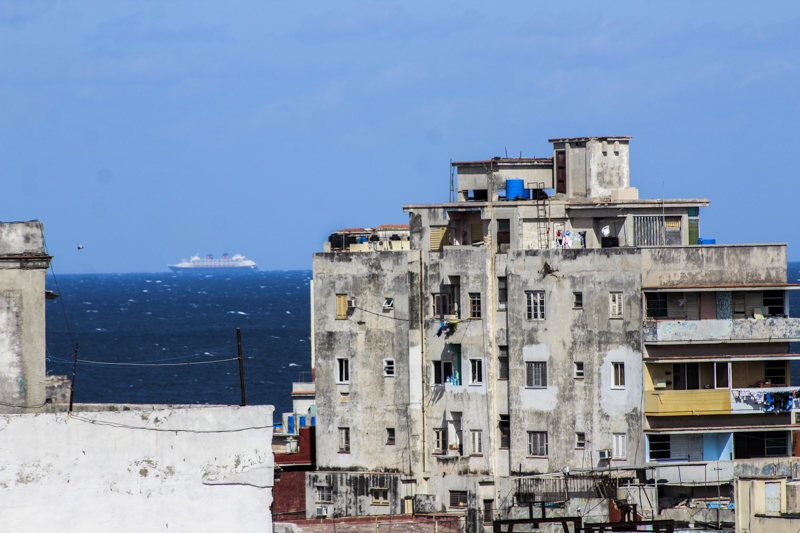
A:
311;135;797;528
0;221;51;413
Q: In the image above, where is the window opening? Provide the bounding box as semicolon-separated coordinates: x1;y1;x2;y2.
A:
338;427;350;453
383;297;394;310
449;491;468;508
612;363;625;389
526;362;547;387
673;363;700;390
528;431;548;456
648;435;671;460
765;361;787;386
386;428;395;445
576;433;586;449
498;277;508;309
383;359;395;377
433;361;454;385
499;415;510;449
470;359;483;384
471;430;483;455
337;358;350;383
610;292;623;318
573;292;583;309
574;362;584;379
434;428;447;454
498;346;509;380
469;293;481;319
497;219;510;253
645;293;668;319
317;485;333;503
433;293;451;317
372;489;389;505
526;291;545;320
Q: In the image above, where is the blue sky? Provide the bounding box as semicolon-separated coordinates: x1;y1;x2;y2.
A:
2;1;799;273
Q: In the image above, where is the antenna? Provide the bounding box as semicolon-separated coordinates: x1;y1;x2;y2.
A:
505;147;508;158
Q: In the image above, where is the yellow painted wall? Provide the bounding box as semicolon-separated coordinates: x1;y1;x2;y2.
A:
644;389;731;416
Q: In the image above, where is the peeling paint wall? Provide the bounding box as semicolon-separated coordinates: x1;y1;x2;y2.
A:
0;221;50;413
0;405;275;533
507;248;644;472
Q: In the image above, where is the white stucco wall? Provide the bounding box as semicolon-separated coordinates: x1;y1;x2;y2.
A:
0;405;274;533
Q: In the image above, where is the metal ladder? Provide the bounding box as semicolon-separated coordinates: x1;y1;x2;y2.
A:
533;182;549;249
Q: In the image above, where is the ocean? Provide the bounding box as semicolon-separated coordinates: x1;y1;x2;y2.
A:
45;270;312;421
45;264;800;420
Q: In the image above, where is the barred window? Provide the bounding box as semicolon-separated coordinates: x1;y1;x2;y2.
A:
610;292;623;318
449;490;468;508
469;293;482;318
338;427;350;453
526;362;547;387
526;291;545;320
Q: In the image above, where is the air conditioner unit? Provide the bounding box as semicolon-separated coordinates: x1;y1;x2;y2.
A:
347;298;357;309
598;450;611;460
316;507;328;518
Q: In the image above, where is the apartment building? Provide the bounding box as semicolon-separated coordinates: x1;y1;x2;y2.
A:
307;136;800;529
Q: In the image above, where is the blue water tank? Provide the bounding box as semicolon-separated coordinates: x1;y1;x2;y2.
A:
698;238;716;245
311;416;316;426
506;179;525;200
288;415;294;434
300;416;306;428
523;189;531;200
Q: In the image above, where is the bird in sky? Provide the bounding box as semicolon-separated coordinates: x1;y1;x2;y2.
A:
77;244;84;250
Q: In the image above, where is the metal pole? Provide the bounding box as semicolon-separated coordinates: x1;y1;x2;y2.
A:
237;328;246;406
69;343;79;413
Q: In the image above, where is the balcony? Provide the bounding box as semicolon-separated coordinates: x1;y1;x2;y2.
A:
645;389;731;416
643;317;800;344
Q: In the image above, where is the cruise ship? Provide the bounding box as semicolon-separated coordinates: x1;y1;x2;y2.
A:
168;253;258;272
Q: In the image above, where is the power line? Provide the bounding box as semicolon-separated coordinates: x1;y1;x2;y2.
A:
47;356;240;367
69;414;274;433
43;237;76;351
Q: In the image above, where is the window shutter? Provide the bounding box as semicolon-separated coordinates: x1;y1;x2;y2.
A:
336;294;348;319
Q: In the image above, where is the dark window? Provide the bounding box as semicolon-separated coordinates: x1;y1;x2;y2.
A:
763;291;785;316
433;293;451;317
649;435;671;460
450;491;468;508
483;500;494;524
734;431;788;459
337;358;350;383
499;415;510;448
470;359;483;384
765;361;787;385
573;292;583;308
433;361;454;385
556;151;566;194
497;219;510;253
469;293;481;318
386;428;395;445
498;277;508;309
673;363;700;390
715;362;729;388
646;293;668;318
498;346;509;380
576;432;585;449
574;362;585;379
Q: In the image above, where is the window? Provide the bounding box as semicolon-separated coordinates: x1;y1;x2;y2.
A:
316;485;333;503
498;347;509;380
574;362;584;379
673;362;700;390
372;488;389;505
336;294;348;319
498;277;508;309
648;434;671;460
765;361;787;386
526;362;547;388
645;293;668;318
469;293;482;318
470;359;483;384
497;219;510;253
526;291;545;320
434;428;447;454
386;428;395;445
610;292;623;318
338;427;350;453
433;361;454;385
576;432;586;449
433;293;451;317
471;430;483;455
763;290;785;316
499;415;510;449
527;431;548;456
383;359;395;377
336;358;350;383
734;431;789;459
612;363;625;389
715;362;729;389
613;433;627;459
573;292;583;309
383;297;394;310
449;491;468;508
483;500;494;524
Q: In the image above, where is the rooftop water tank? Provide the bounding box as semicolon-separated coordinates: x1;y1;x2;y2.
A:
506;179;525;200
